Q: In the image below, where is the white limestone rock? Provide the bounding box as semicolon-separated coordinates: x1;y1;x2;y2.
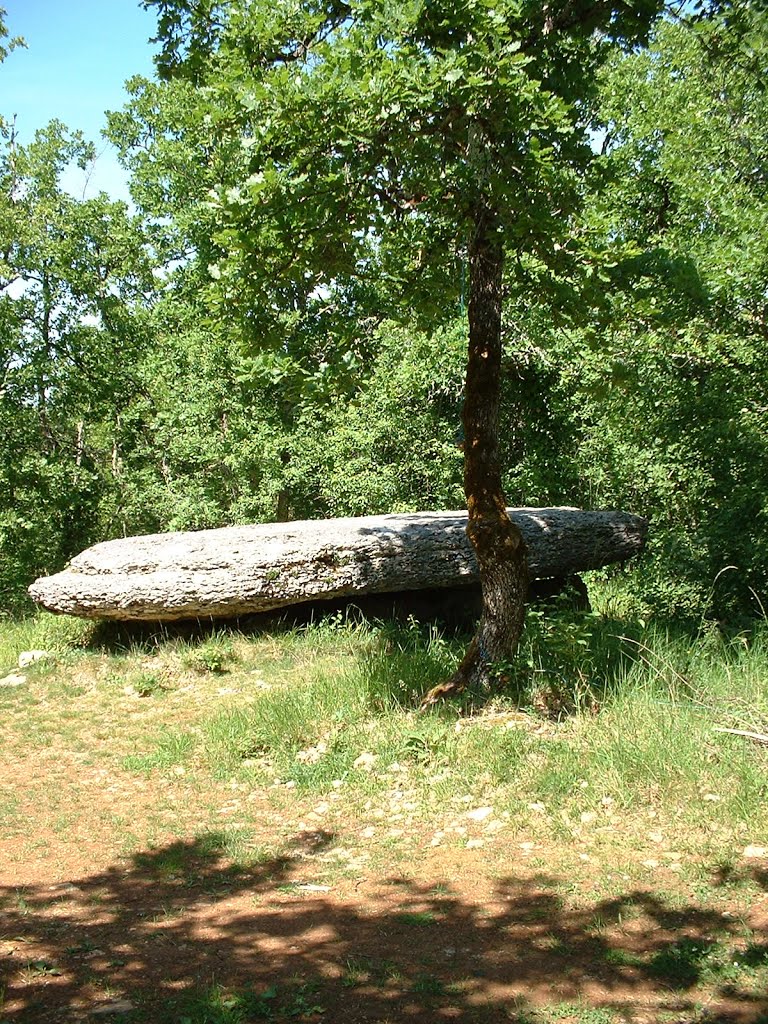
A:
28;507;647;622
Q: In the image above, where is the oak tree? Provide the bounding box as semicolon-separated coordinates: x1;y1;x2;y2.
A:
143;0;665;698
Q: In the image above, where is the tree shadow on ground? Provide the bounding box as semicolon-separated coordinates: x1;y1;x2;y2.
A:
2;834;767;1023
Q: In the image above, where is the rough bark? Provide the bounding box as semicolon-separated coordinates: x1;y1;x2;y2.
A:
28;507;646;621
423;204;528;703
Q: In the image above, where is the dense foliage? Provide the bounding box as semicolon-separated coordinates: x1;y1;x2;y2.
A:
0;3;766;626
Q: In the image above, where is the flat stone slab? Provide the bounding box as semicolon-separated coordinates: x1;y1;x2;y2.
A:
28;507;647;622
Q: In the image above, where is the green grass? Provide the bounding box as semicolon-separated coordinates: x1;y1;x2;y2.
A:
166;611;768;848
541;1006;620;1024
131;829;274;881
155;983;279;1022
3;605;768;1024
396;910;437;926
0;794;20;827
181;633;239;675
0;612;95;673
123;728;196;773
4;605;768;851
197;617;464;788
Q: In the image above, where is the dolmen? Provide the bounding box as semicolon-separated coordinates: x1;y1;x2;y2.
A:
28;508;647;622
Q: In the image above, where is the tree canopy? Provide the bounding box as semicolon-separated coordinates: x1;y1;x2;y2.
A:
0;0;766;653
132;0;670;696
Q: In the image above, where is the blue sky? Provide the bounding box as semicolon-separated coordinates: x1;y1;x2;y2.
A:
1;0;159;200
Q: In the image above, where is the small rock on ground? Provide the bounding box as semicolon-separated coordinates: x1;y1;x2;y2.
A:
18;649;52;668
91;999;135;1016
0;673;27;687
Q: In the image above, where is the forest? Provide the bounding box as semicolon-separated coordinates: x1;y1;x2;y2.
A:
3;4;768;1022
1;0;766;632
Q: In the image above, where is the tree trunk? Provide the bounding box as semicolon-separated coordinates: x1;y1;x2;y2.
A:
423;207;527;704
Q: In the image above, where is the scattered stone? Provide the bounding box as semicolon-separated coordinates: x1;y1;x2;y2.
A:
296;742;328;764
466;839;485;849
18;649;52;668
353;752;377;771
91;1000;135;1016
465;806;494;822
0;672;27;687
743;845;768;859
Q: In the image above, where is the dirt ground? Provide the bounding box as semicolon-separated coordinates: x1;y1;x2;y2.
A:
2;658;768;1023
3;772;768;1023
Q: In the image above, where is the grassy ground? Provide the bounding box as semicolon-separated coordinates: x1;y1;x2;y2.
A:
1;593;767;1023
